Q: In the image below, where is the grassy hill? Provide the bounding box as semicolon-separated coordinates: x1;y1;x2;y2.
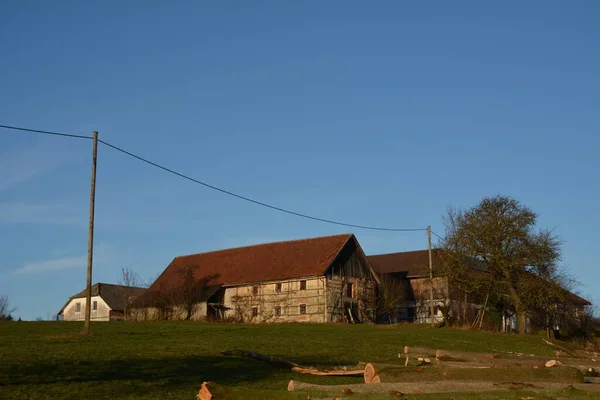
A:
0;321;586;399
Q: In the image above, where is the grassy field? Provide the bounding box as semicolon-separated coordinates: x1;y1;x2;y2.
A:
0;321;593;399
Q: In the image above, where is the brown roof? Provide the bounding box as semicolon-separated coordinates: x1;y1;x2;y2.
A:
149;234;355;292
368;249;442;277
368;251;591;306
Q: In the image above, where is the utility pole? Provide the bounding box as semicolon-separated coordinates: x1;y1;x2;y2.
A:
428;225;434;327
83;131;98;335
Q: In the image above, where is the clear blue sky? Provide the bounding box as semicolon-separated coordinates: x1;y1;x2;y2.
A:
1;1;598;320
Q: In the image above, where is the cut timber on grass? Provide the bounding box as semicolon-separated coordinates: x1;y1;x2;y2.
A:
291;366;364;376
403;346;436;357
542;339;583;359
364;364;585;384
197;382;212;400
403;346;484;362
221;349;364;376
545;360;562;368
287;379;600;394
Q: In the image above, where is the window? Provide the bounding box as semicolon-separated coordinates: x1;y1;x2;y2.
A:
275;306;281;317
252;285;259;296
346;282;354;298
275;283;282;293
252;307;258;317
75;302;81;312
299;280;307;290
92;301;97;311
299;304;307;315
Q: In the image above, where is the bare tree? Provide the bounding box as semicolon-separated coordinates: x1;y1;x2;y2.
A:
375;274;407;323
118;266;144;288
166;266;219;320
441;195;567;334
117;266;149;320
0;296;16;321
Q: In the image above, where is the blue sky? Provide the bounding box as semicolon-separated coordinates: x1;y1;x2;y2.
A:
1;1;598;320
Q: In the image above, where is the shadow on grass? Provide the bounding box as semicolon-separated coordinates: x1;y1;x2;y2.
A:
1;355;279;388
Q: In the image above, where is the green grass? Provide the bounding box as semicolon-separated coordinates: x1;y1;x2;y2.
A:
0;321;588;399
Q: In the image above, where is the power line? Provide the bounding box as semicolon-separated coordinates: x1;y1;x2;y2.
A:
0;122;428;232
431;230;445;241
98;139;427;232
0;124;93;140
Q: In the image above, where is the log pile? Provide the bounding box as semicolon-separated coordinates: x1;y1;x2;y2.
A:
209;344;598;398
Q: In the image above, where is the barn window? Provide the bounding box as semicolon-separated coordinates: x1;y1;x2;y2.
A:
252;307;258;317
75;302;81;312
275;283;282;293
92;301;97;311
275;306;282;316
252;285;259;296
346;282;354;298
299;304;307;315
299;280;307;290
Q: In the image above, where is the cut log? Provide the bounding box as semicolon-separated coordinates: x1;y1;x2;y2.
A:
365;365;583;384
403;346;437;357
364;363;404;383
545;360;562;368
197;382;212;400
288;379;592;394
222;349;364;376
542;339;582;359
291;366;364;376
364;363;377;384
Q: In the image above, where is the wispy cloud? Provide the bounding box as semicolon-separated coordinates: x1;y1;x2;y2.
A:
0;202;84;227
12;255;86;275
0;141;75;191
0;201;180;233
11;244;111;275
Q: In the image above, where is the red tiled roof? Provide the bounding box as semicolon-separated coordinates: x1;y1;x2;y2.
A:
367;249;443;277
149;234;354;292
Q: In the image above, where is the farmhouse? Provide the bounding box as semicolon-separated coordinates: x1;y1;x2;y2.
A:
368;249;591;332
58;283;147;321
132;234;379;323
368;250;450;324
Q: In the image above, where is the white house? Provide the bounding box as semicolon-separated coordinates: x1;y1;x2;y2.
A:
58;283;146;321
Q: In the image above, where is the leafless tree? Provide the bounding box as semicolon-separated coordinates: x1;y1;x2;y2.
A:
166;266;219;320
117;266;150;320
118;266;144;288
375;274;407;323
440;195;568;334
0;296;17;321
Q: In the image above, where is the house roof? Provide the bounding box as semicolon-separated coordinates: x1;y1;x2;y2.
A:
367;249;442;277
58;283;147;315
368;250;591;306
148;234;355;292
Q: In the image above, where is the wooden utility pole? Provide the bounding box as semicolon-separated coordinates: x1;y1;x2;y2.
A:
83;131;98;335
428;225;434;327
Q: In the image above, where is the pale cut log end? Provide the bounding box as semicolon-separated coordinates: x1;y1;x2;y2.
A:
404;345;409;354
545;360;562;368
364;363;376;383
287;380;296;391
198;382;213;400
